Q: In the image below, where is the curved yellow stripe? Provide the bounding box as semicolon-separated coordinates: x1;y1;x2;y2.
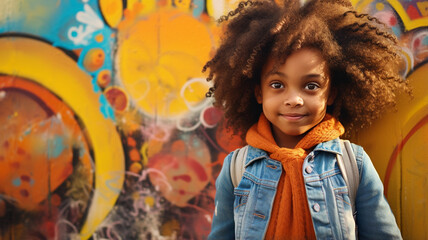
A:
350;0;360;7
99;0;124;28
354;0;428;31
387;0;428;30
0;37;124;239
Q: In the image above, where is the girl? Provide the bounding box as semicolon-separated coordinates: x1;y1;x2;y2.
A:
203;0;408;239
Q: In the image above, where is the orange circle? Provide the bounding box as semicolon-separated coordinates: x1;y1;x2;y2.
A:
129;162;142;173
0;76;93;210
104;86;129;112
83;48;105;72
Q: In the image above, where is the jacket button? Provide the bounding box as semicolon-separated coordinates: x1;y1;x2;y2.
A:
308;154;314;162
313;203;320;212
305;166;313;174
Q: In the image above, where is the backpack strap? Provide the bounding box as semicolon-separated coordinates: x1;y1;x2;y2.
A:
337;139;359;215
230;145;249;188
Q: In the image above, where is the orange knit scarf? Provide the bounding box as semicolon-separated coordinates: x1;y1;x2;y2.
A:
246;113;344;239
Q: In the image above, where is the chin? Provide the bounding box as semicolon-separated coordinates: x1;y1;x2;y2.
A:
284;128;310;136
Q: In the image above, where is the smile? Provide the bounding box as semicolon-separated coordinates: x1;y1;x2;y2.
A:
281;114;305;121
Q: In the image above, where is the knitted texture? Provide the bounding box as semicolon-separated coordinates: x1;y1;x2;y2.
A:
246;113;344;239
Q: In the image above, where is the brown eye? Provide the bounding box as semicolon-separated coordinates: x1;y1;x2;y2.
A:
270;82;283;89
305;83;320;90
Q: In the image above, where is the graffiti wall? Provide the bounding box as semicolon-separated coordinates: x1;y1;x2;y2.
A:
351;1;428;239
0;0;426;239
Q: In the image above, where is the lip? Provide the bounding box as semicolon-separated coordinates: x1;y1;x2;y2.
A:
281;113;306;121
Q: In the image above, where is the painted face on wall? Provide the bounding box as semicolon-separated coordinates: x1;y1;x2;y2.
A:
148;135;211;207
256;48;334;148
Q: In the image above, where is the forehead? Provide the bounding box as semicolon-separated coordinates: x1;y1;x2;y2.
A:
262;48;328;76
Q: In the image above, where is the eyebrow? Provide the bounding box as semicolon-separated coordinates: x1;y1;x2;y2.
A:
304;74;323;79
264;71;324;79
264;71;285;78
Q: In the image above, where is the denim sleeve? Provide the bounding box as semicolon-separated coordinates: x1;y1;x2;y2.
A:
208;152;235;240
354;146;402;240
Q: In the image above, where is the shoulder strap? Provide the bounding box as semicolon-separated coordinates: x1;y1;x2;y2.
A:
230;145;249;188
337;139;359;214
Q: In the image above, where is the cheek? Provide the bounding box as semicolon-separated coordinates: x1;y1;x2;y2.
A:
262;96;282;113
310;96;329;113
264;92;284;104
319;90;331;107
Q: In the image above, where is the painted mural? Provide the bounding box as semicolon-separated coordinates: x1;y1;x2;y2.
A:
0;0;426;239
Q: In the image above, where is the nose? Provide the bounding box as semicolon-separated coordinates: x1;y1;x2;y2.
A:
284;91;303;107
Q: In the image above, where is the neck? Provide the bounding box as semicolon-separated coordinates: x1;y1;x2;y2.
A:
271;125;306;149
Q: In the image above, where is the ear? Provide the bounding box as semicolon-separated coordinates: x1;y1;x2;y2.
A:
327;87;337;106
255;85;262;104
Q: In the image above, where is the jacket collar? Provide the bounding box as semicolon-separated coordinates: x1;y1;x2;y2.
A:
312;138;342;155
245;145;269;165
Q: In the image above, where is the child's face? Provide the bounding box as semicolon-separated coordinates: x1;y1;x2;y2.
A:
256;48;334;147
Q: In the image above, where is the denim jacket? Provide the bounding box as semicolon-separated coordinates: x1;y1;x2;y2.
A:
208;138;402;240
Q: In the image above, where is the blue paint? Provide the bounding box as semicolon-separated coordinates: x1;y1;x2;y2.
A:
39;120;46;127
0;0;116;104
23;128;32;136
99;94;116;121
192;0;205;18
181;134;190;141
47;135;68;159
92;77;101;93
79;145;86;158
392;26;401;38
193;138;201;147
105;175;122;194
70;30;78;38
12;178;21;187
107;104;115;120
423;36;428;46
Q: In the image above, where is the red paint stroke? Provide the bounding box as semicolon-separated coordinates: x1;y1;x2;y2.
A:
17;147;26;155
407;5;421;20
105;87;128;112
44;221;56;239
189;159;208;181
21;175;31;182
384;114;428;196
173;174;191;182
414;38;421;49
149;154;179;169
389;16;397;26
203;107;223;126
10;162;20;169
20;189;29;197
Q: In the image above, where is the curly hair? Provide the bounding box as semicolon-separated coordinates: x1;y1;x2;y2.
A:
203;0;409;138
